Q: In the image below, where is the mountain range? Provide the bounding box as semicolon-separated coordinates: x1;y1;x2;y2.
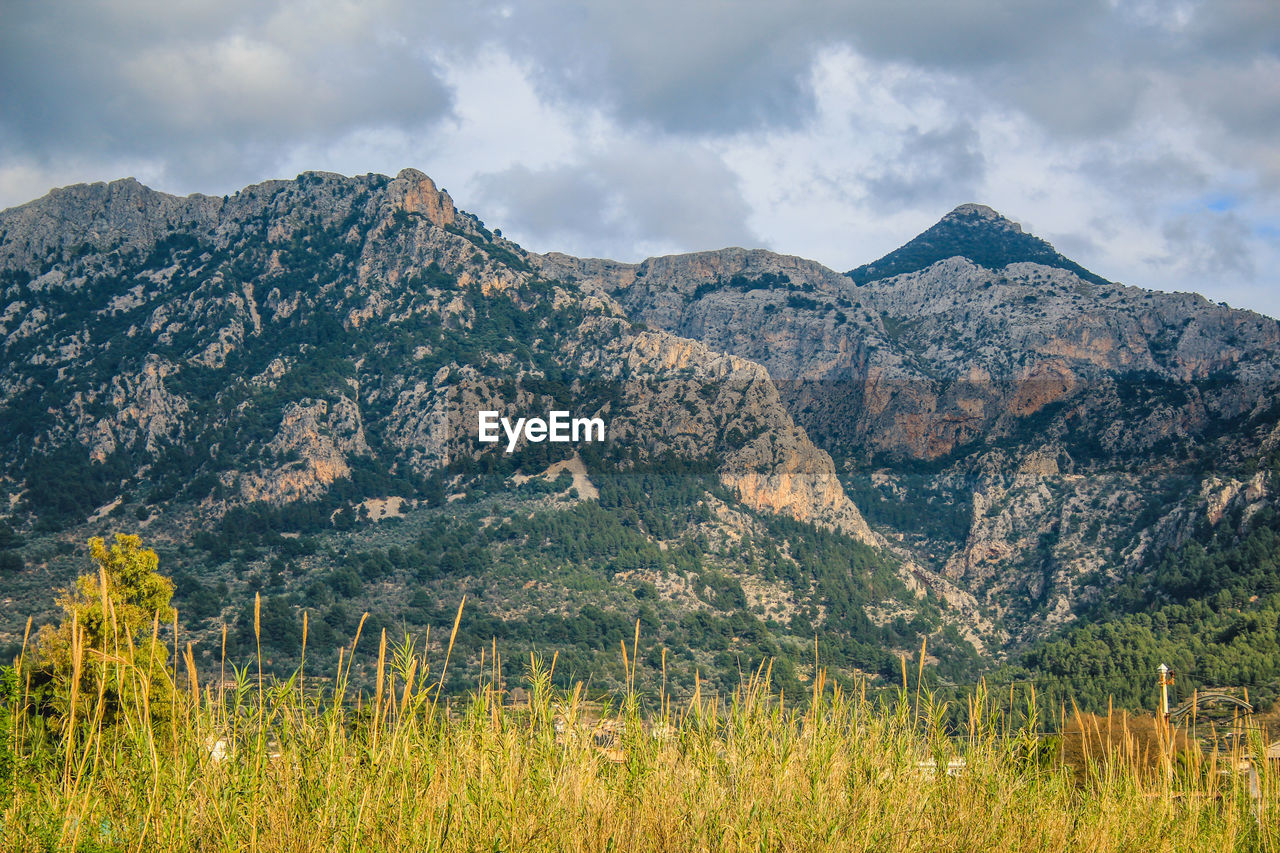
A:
3;168;1279;708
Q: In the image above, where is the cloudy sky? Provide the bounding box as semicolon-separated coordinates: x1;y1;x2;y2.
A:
2;1;1278;316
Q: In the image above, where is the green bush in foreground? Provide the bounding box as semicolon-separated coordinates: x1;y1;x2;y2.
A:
23;533;177;735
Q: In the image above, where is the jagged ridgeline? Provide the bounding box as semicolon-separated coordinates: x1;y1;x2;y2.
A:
5;167;1280;712
0;169;960;698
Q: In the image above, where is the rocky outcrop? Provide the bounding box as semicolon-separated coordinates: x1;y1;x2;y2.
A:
384;168;456;228
239;397;370;504
609;329;875;542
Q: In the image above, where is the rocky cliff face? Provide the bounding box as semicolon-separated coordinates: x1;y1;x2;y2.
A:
0;168;876;546
606;329;874;542
542;236;1280;463
537;206;1280;640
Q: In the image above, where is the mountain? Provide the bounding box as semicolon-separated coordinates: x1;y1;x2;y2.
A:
0;169;947;697
3;170;1280;709
540;206;1280;706
0;170;875;537
846;203;1109;285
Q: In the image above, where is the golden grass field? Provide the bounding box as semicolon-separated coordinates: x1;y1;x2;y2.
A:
2;597;1278;853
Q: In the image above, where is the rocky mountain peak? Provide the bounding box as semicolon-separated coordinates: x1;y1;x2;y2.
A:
386;167;456;228
941;203;1022;233
847;203;1107;286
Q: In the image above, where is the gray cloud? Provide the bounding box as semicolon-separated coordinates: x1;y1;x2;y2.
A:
492;2;819;134
1004;61;1150;137
1186;0;1280;56
0;0;453;189
1182;58;1280;143
3;0;1275;179
1158;211;1257;281
487;0;1110;135
863;122;986;210
833;0;1106;68
1078;148;1210;210
472;142;760;259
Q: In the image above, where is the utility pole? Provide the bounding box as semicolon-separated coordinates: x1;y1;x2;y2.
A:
1158;663;1176;786
1158;663;1173;720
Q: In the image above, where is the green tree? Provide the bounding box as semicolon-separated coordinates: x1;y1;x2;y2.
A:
27;533;177;731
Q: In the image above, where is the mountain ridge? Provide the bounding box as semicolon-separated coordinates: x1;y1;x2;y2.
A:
530;182;1280;648
2;168;952;698
4;168;1280;707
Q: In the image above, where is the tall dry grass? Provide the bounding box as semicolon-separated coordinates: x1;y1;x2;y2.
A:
2;602;1277;852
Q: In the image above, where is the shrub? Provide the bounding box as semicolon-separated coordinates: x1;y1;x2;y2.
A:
24;533;177;731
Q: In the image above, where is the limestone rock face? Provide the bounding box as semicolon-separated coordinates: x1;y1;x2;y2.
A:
0;178;223;270
549;247;1280;461
366;314;877;542
538;207;1280;642
721;445;873;543
239;397;370;505
385;168;456;228
0;168;884;556
605;329;875;542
